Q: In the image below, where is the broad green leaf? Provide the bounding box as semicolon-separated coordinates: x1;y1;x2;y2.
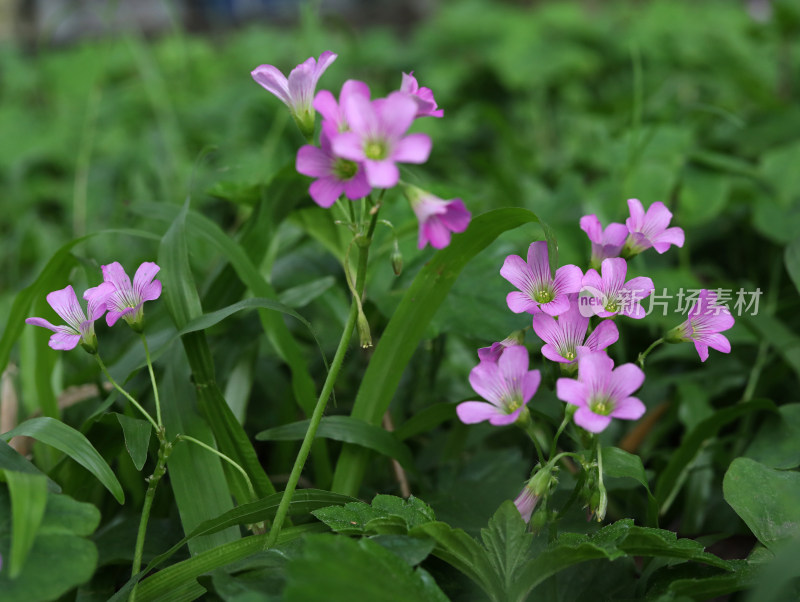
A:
283;535;450;602
601;446;658;525
312;500;383;535
115;413;151;472
5;471;48;577
370;535;437;567
654;399;774;514
480;501;533;597
1;417;124;503
332;208;554;496
744;403;800;469
312;495;434;536
0;440;60;493
744;538;800;602
256;416;415;470
784;236;800;296
660;560;759;600
723;457;800;550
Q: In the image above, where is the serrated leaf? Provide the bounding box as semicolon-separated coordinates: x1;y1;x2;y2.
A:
370;535;437;566
312;501;382;535
480;500;533;596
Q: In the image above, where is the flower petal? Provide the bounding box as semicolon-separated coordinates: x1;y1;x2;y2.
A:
574;407;612;433
585;319;619;351
468;361;503;406
531;312;559;347
25;317;63;333
610;396;646;420
609;363;645;399
296;145;332;178
133;262;160;300
375;92;417;139
506;291;537;314
456;401;503;424
330;132;365;162
652;227;685;253
488;406;524;426
363;159;399;189
556;378;587;407
553;264;583;296
46;286;85;330
521;370;541;402
392;133;432;164
500;254;534;292
48;332;82;351
309;176;345;208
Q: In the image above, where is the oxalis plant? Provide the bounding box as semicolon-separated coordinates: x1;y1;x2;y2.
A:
0;49;784;602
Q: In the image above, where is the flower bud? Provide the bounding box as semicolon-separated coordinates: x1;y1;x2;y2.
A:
357;309;373;349
391;243;403;276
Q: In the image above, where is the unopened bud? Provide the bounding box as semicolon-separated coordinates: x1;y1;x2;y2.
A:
357;309;372;348
391;245;403;276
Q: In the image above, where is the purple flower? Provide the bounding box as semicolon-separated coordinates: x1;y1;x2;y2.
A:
296;130;371;208
400;71;444;118
477;335;524;363
26;283;114;352
100;262;162;331
580;258;654;319
667;289;735;362
623;199;685;256
314;79;371;137
500;241;583;316
579;214;628;268
456;345;541;426
403;185;470;249
556;350;646;433
331;92;431;188
514;485;539;523
532;295;619;363
251;51;337;138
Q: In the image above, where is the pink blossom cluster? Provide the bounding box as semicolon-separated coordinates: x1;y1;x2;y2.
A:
251;52;469;250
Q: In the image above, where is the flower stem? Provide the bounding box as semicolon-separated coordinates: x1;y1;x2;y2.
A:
94;355;159;432
595;438;608;522
549;412;571;459
140;333;162;428
637;337;664;369
265;209;379;549
177;435;256;500
524;421;546;465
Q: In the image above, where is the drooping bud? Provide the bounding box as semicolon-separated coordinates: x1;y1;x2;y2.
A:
357;308;372;349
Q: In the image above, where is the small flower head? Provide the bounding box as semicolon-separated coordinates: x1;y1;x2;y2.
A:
403;184;470;249
456;345;541;426
331;91;431;188
500;241;583;316
314;79;371;137
556;350;646;433
26;283;114;353
579;214;628;268
532;295;619;364
101;262;162;332
623;198;685;256
477;331;526;363
580;257;654;319
515;466;557;523
400;71;444;118
296;130;371;208
666;289;735;362
251;51;337;138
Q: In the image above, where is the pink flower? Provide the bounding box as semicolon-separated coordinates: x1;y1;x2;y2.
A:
403;185;470;249
477;335;523;363
667;289;735;362
296;130;371;208
514;485;539;523
331;92;431;188
556;350;646;433
400;72;444;118
26;283;115;352
500;241;583;316
100;262;162;331
251;51;337;138
456;346;541;426
623;199;685;256
580;258;654;319
314;79;371;137
579;214;628;268
532;295;619;363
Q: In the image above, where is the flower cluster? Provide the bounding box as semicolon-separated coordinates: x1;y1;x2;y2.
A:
252;52;469;250
26;262;161;352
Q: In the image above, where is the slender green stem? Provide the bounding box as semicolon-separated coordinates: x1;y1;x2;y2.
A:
95;355;158;431
549;412;571;458
524;421;545;465
177;435;256;500
265;209;380;549
595;438;607;522
637;337;664;369
140;333;162;428
130;435;172;601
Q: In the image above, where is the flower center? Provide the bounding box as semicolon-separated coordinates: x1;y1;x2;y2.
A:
589;395;614;416
332;158;358;181
365;140;388;160
604;297;619;313
564;349;576;361
504;397;522;414
533;287;554;304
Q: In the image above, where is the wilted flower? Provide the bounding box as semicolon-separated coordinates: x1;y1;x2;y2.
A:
332;92;431;188
579;214;628;268
500;241;583;316
580;257;654;319
99;262;162;331
556;350;646;433
251;51;337;138
456;345;541;426
400;72;444;118
532;295;619;363
666;289;735;362
623;198;684;256
403;184;470;249
26;283;114;352
296;130;371;207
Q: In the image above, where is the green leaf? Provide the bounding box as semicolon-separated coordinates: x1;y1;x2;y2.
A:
115;413;151;472
0;440;60;493
312;495;435;536
740;314;800;383
284;535;450;602
654;399;774;514
370;534;437;566
256;416;415;470
480;500;533;597
678;167;730;226
278;275;336;309
395;403;457;441
0;417;124;504
5;471;48;577
784;236;800;296
723;457;800;550
332;208;554;496
601;446;658;525
744;403;800;469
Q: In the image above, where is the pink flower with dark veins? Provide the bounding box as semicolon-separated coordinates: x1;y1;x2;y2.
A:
666;289;735;362
100;262;162;331
579;214;628;268
296;130;371;208
623;198;684;256
580;258;654;320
